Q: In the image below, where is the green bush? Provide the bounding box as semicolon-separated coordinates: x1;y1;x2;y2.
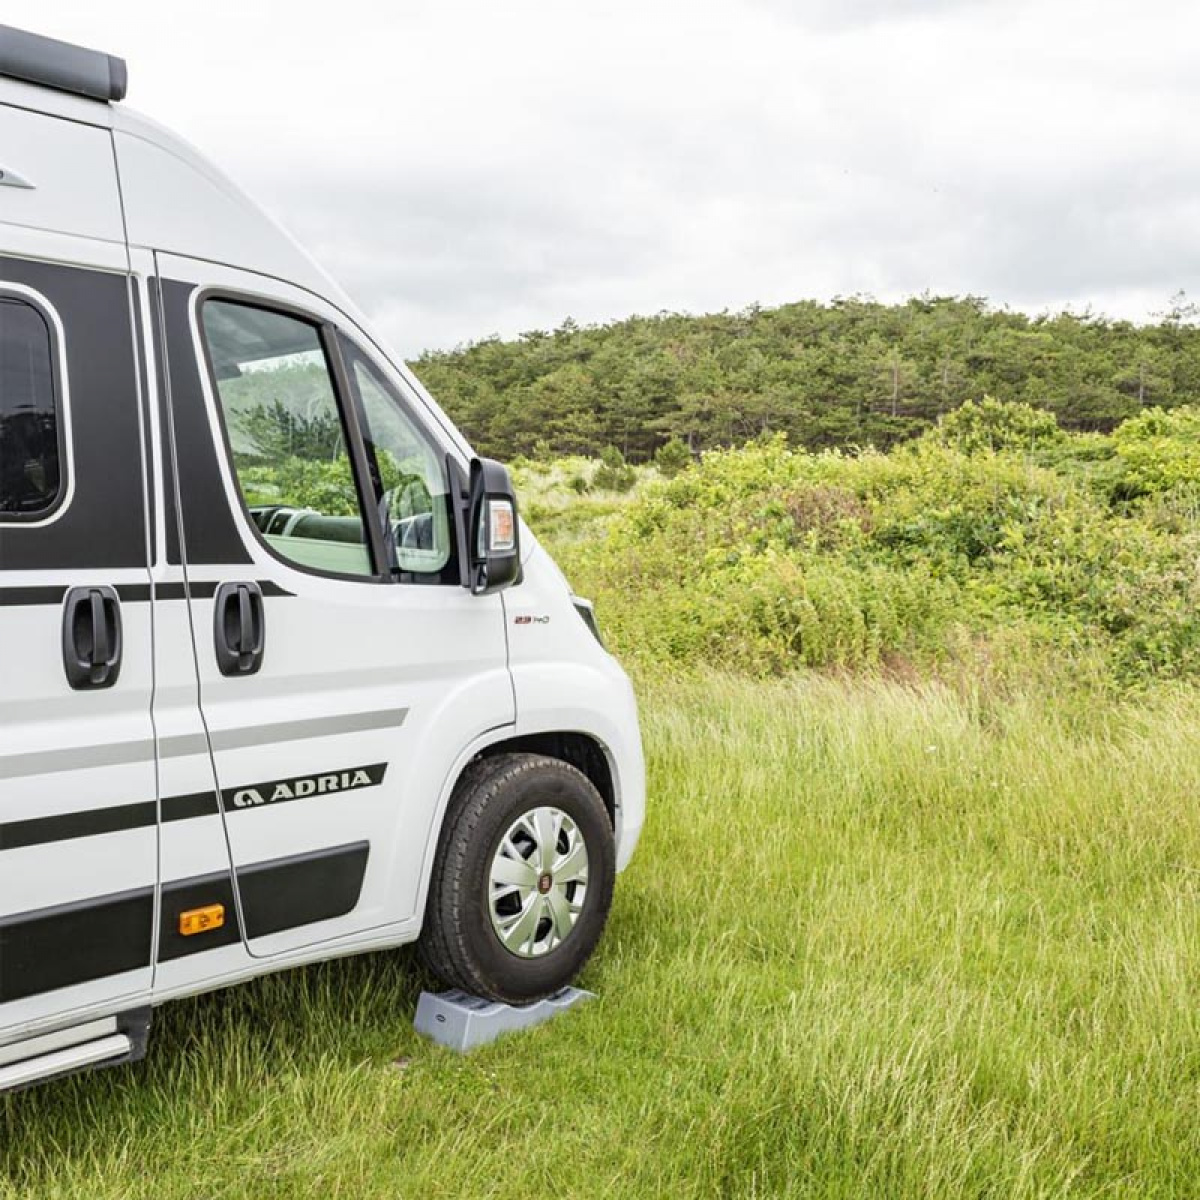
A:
1111;405;1200;498
547;433;1200;686
653;437;692;478
931;396;1064;455
593;445;637;492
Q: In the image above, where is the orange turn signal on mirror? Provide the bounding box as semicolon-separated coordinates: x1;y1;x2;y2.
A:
489;499;516;553
179;904;225;937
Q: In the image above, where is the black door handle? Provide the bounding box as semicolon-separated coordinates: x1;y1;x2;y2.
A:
214;582;266;676
62;586;123;690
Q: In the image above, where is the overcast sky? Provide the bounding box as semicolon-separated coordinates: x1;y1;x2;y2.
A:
8;1;1200;354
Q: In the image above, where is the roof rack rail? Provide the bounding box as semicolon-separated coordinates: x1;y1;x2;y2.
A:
0;25;126;103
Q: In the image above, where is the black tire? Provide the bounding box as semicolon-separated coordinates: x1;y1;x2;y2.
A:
418;752;615;1004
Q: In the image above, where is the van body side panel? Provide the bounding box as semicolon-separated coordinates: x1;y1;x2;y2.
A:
0;103;122;244
0;175;155;1038
114;128;337;304
502;542;646;871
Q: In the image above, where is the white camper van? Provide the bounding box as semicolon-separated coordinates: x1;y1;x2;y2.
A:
0;25;644;1093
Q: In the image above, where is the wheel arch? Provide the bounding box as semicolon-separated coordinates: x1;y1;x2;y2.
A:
411;727;620;933
472;732;616;828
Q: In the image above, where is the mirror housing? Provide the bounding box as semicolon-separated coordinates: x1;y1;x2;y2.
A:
461;457;521;595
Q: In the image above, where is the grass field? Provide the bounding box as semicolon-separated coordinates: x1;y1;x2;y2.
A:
5;673;1200;1198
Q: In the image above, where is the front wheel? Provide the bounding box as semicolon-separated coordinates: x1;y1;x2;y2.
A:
418;753;616;1004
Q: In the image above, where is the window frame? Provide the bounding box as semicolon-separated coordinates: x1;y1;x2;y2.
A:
195;290;392;585
0;285;73;527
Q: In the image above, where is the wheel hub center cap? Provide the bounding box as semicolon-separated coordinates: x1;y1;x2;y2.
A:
537;872;553;894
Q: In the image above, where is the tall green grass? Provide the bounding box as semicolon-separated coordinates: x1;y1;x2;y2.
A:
5;675;1200;1197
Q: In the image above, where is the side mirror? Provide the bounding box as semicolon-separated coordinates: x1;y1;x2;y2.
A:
463;457;520;595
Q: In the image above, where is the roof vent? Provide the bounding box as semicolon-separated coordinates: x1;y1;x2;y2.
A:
0;25;126;103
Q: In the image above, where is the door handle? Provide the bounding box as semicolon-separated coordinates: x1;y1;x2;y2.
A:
62;586;123;690
214;582;266;677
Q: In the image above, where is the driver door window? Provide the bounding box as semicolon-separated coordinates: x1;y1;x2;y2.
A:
201;299;375;579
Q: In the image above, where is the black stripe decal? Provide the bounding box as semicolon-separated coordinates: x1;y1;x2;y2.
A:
0;842;371;1002
0;586;69;607
133;277;156;560
162;789;222;823
0;801;158;852
0;580;293;607
0;763;387;851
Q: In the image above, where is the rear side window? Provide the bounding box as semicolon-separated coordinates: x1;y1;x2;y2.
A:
0;298;61;518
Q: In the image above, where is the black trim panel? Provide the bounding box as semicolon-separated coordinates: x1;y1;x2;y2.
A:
241;840;370;939
0;256;147;571
0;842;372;1001
158;277;254;566
0;886;152;1004
158;841;371;961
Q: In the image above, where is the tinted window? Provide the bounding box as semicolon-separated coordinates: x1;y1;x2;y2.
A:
201;300;374;579
0;299;60;517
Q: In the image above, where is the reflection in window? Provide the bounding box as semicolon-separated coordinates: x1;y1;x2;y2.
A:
201;300;373;578
344;342;456;582
0;299;60;517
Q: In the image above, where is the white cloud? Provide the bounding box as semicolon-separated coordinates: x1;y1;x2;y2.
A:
8;0;1200;352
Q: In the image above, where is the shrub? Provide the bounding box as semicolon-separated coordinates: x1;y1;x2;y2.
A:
547;435;1200;686
594;445;637;492
1111;405;1200;497
654;437;692;478
933;396;1064;455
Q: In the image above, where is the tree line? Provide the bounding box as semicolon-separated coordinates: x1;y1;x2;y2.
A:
409;293;1200;461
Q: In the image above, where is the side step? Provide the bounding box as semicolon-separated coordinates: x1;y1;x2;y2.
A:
0;1009;150;1093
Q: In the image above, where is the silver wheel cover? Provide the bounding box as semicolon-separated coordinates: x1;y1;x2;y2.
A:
487;806;590;958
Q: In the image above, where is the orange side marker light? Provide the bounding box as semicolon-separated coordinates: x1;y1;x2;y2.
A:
179;903;225;937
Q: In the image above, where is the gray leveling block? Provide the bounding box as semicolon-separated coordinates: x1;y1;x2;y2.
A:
414;987;594;1053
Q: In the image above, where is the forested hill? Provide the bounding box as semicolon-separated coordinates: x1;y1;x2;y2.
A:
409;295;1200;462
